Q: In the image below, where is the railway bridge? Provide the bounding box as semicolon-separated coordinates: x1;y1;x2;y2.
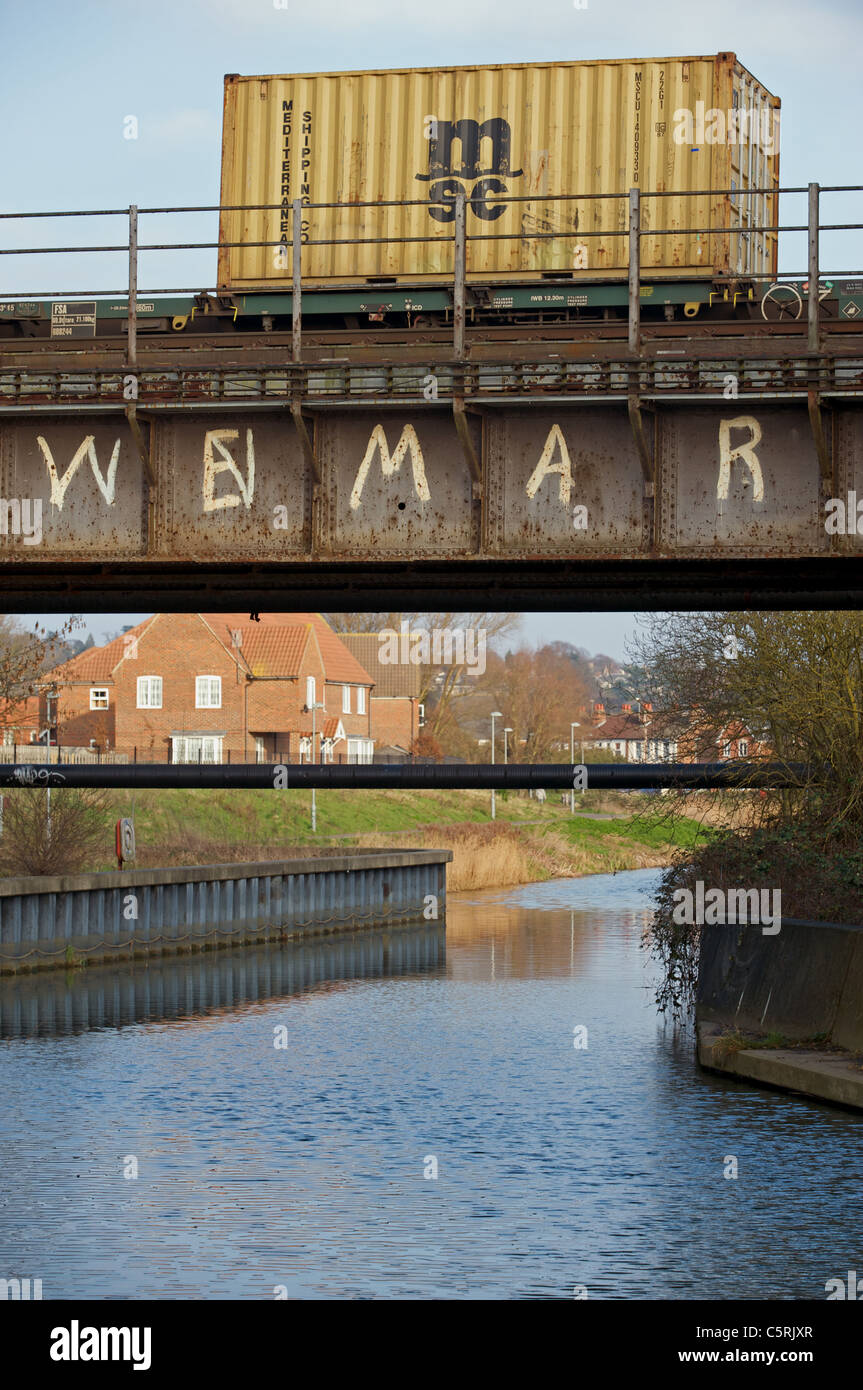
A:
1;186;862;610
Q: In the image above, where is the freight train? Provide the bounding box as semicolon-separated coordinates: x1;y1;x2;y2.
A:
3;55;862;339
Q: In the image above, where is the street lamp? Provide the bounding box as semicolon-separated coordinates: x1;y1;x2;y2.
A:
490;711;503;820
503;727;513;763
308;700;325;834
45;688;59;843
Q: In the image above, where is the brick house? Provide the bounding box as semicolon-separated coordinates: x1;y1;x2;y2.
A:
39;613;376;763
588;701;685;762
0;693;43;749
587;700;766;764
340;633;423;757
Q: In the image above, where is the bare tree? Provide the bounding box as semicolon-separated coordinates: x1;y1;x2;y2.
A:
630;611;863;831
478;644;593;762
0;786;111;876
326;610;521;735
636;612;863;1021
0;615;82;739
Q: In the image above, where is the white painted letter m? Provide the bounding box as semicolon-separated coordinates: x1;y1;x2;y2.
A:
349;424;431;510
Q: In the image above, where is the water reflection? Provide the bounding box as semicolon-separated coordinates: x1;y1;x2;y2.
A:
0;925;446;1038
0;870;860;1301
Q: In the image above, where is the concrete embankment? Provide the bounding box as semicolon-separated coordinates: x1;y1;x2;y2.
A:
0;849;451;975
696;916;863;1110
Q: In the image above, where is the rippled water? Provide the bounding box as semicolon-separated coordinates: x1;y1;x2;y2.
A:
0;868;860;1299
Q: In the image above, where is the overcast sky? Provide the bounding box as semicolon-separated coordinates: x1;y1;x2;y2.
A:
4;1;859;661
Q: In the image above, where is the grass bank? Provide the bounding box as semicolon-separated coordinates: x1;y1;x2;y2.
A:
97;787;705;891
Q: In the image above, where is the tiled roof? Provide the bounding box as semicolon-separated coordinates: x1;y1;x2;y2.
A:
591;714;646;741
42;617;156;684
232;624;310;678
340;634;422;697
200;612;373;686
296;717;344;739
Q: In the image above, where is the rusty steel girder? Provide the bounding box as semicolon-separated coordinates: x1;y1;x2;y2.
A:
0;400;862;568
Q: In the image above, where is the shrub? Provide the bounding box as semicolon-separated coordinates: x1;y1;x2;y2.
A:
0;787;111;876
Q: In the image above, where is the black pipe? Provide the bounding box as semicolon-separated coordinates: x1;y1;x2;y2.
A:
0;761;811;791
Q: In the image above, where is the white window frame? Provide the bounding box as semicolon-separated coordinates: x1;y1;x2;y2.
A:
137;676;162;709
739;740;749;757
195;675;222;709
171;735;222;764
342;685;351;714
722;741;732;758
357;686;366;715
90;687;109;710
347;736;374;765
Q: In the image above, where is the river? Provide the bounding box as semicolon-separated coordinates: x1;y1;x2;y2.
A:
0;868;860;1300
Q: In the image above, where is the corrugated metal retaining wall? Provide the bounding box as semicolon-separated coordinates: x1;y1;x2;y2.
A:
0;849;451;974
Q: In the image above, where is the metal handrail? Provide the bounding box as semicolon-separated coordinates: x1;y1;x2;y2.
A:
1;184;860;358
2;185;861;217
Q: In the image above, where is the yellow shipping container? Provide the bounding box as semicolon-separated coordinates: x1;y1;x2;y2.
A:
218;54;780;290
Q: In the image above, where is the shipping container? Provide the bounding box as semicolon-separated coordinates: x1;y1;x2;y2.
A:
218;55;780;290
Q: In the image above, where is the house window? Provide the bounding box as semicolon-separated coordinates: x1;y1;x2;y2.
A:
306;676;316;709
299;736;311;762
347;736;374;764
722;741;731;758
196;675;221;709
357;687;366;715
137;676;162;709
342;685;351;714
90;687;109;710
254;735;267;763
171;735;222;764
739;740;748;757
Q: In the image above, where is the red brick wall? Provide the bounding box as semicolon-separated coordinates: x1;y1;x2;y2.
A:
48;685;115;750
110;614;245;758
369;696;418;752
89;615;377;760
323;680;372;742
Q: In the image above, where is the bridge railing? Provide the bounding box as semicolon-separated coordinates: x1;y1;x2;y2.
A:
1;185;862;362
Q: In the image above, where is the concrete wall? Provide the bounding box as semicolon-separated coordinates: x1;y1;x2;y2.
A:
0;849;451;974
696;917;863;1051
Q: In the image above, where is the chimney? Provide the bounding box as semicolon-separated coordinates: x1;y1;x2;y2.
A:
639;700;652;725
592;701;605;726
622;703;632;713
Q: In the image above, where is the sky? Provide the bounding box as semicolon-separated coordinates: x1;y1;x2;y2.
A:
27;612;641;661
3;0;860;661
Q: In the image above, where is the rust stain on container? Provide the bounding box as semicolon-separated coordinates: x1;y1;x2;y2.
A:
218;54;780;290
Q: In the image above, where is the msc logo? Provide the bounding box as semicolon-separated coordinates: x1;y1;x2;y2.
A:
416;117;522;222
